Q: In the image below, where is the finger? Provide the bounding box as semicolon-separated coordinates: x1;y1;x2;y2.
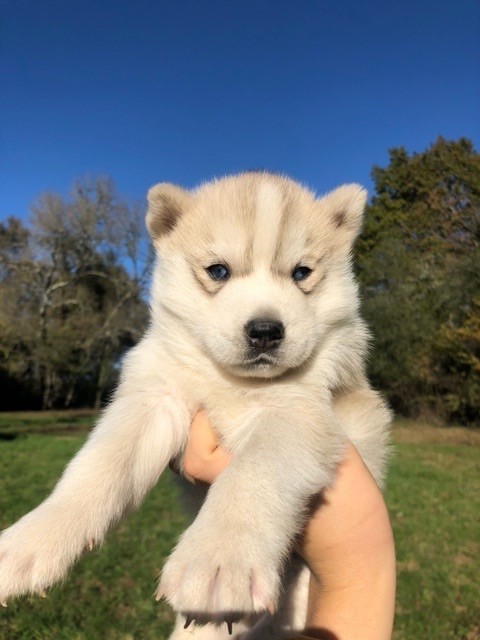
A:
199;446;232;482
189;411;220;455
188;411;233;467
183;411;232;483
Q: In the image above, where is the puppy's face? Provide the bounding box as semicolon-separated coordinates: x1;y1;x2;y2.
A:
147;172;366;378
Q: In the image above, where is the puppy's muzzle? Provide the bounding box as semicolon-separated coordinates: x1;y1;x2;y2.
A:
244;318;284;351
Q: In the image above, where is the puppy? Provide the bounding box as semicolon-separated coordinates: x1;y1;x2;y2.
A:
0;172;391;639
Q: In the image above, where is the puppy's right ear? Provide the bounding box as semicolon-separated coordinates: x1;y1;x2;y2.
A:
146;183;191;239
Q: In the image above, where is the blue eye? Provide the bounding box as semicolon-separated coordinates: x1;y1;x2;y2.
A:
206;264;230;281
292;266;312;282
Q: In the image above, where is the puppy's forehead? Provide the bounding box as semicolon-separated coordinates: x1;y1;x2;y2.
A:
253;181;285;265
184;173;317;268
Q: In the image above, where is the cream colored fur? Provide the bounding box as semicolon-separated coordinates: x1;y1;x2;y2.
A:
0;172;391;639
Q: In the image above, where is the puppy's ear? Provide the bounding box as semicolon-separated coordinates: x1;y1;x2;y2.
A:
318;184;368;250
146;183;191;239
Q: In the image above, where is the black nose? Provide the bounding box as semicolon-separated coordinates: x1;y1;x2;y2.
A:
245;319;285;351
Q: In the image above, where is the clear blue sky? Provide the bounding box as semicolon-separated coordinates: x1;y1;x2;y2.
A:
2;0;479;220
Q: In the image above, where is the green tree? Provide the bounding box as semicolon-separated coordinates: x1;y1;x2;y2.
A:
358;137;480;425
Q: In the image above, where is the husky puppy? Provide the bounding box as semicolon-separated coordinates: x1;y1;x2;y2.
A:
0;172;390;639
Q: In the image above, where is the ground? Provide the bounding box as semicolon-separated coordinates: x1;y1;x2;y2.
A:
0;412;478;640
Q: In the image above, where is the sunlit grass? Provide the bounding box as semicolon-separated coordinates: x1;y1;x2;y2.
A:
0;433;186;640
0;415;478;639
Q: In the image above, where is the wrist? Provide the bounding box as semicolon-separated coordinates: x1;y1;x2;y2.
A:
300;445;396;639
305;539;395;640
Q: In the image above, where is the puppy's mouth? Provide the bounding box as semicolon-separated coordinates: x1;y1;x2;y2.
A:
243;354;278;368
229;350;288;378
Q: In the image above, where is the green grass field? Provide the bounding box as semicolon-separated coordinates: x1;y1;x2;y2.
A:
0;414;478;640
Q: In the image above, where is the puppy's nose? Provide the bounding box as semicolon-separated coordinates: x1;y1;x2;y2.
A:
245;319;285;351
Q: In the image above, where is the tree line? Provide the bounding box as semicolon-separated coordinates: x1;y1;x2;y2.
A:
1;137;479;425
357;137;479;426
0;178;151;409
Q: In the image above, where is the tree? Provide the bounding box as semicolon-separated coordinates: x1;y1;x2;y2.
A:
0;177;151;409
357;137;480;425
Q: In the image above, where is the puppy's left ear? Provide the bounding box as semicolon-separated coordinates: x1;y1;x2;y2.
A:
146;183;191;240
318;184;368;250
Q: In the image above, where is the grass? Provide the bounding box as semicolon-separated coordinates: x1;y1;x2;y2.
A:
0;413;478;639
387;424;479;640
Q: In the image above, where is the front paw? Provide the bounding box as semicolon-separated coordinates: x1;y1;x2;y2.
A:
0;504;86;603
158;519;280;621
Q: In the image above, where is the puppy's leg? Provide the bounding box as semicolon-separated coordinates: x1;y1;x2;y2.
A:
245;389;391;638
333;386;392;487
0;339;189;603
160;398;344;620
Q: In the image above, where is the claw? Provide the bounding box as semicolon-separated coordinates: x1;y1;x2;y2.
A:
154;590;165;602
250;570;275;614
1;601;7;608
266;600;275;615
226;619;233;635
39;590;47;598
184;615;193;629
88;539;94;551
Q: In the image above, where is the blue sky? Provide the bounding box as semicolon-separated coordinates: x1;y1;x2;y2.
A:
2;0;479;220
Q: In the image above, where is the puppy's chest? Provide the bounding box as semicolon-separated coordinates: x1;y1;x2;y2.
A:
204;400;263;452
199;382;315;453
174;358;326;452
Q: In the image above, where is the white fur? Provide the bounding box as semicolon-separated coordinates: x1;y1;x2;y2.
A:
0;172;391;640
253;181;284;265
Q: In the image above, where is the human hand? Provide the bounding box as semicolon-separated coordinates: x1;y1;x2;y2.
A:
181;411;232;484
179;411;395;640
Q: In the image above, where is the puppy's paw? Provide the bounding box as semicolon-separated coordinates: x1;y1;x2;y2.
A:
158;519;280;621
0;504;86;603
